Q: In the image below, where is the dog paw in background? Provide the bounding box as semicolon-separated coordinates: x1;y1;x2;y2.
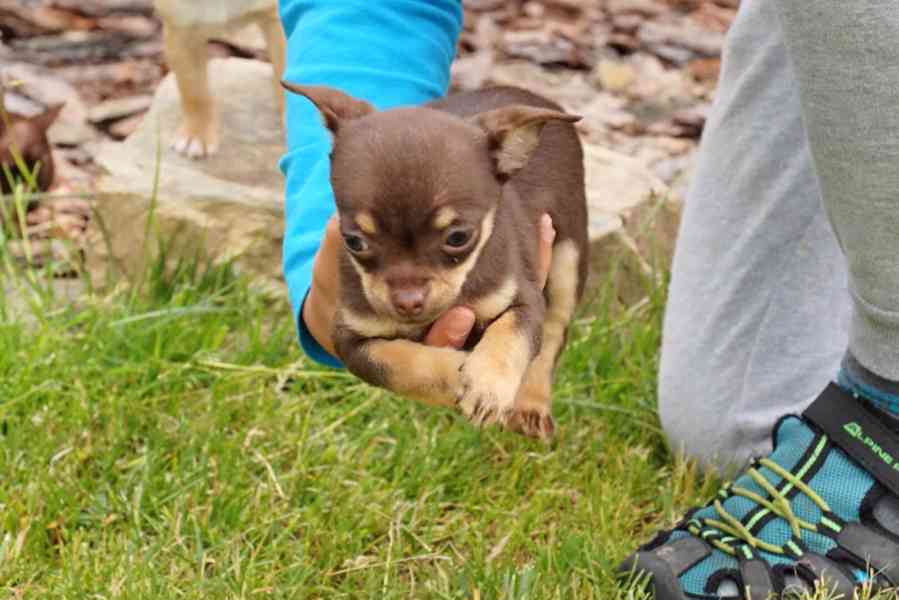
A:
155;0;286;159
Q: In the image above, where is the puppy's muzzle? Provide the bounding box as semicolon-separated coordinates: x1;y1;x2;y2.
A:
390;285;430;318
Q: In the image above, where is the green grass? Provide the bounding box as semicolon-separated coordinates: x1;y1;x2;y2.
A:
0;205;695;599
0;188;892;599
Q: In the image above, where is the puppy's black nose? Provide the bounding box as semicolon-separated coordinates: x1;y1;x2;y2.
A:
390;287;428;317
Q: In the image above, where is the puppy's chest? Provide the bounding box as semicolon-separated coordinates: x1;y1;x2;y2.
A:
156;0;274;27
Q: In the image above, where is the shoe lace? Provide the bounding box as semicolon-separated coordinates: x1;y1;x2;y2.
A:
687;457;833;557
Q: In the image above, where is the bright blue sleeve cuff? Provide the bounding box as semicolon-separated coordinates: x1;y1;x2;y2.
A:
278;0;463;367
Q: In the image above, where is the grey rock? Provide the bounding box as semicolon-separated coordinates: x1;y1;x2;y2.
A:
87;95;153;124
502;29;583;67
86;58;286;293
585;143;671;218
96;15;159;38
652;154;693;184
672;102;710;129
488;61;598;110
4;92;44;116
464;0;507;10
51;0;155;17
639;18;724;59
649;44;696;66
451;50;495;91
583;143;680;304
11;30;161;66
606;0;666;17
107;113;145;140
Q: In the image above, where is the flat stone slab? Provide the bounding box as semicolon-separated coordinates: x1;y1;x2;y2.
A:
86;57;286;292
583;142;680;306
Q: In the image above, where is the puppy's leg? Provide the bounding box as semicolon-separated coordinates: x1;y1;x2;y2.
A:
256;6;286;121
162;23;217;158
335;329;466;407
457;300;544;429
509;240;581;440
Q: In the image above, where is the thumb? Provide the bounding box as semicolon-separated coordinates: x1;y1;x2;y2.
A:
424;306;476;349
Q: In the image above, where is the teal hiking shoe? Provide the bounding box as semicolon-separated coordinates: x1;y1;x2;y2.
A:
620;384;899;599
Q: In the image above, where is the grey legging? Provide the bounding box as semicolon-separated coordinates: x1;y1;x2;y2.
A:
659;0;899;471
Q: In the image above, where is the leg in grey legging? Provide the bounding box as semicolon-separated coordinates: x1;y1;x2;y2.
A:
775;1;899;384
658;0;852;471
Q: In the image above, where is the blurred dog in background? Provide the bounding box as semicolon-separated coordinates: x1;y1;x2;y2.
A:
0;97;62;194
154;0;286;159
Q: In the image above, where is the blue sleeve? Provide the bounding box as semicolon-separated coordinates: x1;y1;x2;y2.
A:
278;0;463;368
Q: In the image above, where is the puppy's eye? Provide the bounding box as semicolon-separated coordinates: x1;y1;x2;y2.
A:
444;229;472;249
343;234;368;253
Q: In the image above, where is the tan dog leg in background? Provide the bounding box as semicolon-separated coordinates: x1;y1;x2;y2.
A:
162;24;218;158
257;6;286;120
509;240;580;440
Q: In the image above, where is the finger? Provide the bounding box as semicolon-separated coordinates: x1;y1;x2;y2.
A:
303;215;343;357
320;215;342;259
424;306;476;349
311;215;341;298
537;213;556;290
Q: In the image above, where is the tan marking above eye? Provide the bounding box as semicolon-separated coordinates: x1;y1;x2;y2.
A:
428;208;495;304
433;207;458;230
355;212;378;235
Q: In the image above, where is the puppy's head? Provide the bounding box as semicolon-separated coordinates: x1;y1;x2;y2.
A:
283;82;577;324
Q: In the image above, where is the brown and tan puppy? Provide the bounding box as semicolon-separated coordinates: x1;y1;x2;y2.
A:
155;0;286;158
284;83;589;439
0;102;62;194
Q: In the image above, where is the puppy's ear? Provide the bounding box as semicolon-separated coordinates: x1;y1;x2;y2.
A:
28;102;65;133
475;106;580;178
281;82;374;136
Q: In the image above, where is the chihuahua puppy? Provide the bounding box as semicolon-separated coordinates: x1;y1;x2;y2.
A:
0;101;63;194
284;83;588;439
155;0;286;158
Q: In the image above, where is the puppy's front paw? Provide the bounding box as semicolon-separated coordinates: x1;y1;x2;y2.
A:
456;359;520;428
507;380;555;440
506;408;555;441
172;123;218;159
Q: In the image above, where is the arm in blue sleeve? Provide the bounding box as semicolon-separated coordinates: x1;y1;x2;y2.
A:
278;0;463;367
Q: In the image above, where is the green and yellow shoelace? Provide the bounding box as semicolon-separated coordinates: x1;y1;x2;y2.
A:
686;457;843;558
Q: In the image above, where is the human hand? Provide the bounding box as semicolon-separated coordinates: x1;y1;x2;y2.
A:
301;216;342;357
